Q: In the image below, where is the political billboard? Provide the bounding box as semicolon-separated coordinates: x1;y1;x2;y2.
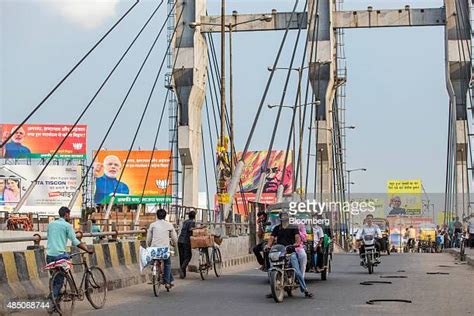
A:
0;124;87;159
386;179;423;216
222;150;292;214
92;150;172;205
237;150;293;194
0;165;82;216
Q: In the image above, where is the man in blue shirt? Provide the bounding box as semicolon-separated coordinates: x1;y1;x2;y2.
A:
94;155;129;204
4;127;31;158
47;207;92;310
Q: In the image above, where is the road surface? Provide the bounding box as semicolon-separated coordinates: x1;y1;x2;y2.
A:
38;252;474;315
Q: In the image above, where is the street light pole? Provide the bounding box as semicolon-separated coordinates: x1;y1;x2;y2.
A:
219;0;226;226
229;20;234;174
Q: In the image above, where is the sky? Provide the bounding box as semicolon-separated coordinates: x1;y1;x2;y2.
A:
1;0;449;198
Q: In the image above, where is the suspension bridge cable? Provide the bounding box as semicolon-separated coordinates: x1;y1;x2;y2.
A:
240;0;300;155
15;1;167;211
65;1;177;208
255;1;307;201
109;7;185;202
138;90;169;204
279;0;316;197
1;0;142;148
451;1;473;218
202;127;212;215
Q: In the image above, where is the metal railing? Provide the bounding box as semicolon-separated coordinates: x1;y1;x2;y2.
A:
0;229;146;245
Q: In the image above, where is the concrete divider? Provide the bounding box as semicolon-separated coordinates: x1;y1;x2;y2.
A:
0;236;254;313
0;241;147;312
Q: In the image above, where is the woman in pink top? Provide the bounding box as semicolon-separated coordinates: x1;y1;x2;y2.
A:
296;223;308;278
4;178;20;205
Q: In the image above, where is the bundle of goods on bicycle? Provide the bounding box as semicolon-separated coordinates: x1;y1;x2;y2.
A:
191;227;213;249
139;246;174;272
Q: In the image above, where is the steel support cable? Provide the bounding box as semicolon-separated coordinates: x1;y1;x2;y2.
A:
445;6;469;220
205;96;218;180
0;0;142;148
280;0;317;198
453;0;473;212
138;90;169;203
37;0;166;182
202;127;212;217
237;0;300;160
16;1;167;211
305;93;316;199
65;1;177;209
294;0;320;194
109;6;185;204
148;12;188;214
255;2;306;202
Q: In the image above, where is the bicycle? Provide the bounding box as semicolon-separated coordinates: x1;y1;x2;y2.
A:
197;244;222;280
45;252;107;315
148;247;173;297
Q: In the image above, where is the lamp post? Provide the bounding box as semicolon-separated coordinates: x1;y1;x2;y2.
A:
346;168;367;234
267;101;318;196
268;66;308;195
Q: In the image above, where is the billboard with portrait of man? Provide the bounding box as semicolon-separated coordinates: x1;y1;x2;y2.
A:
92;150;172;205
0;124;87;159
386;179;423;216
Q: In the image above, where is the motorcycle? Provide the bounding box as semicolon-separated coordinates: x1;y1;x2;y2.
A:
360;235;380;274
268;244;300;303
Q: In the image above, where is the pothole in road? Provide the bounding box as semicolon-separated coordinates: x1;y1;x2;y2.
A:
426;272;450;275
366;299;412;305
396;270;406;272
360;281;392;285
437;265;454;268
379;275;408;279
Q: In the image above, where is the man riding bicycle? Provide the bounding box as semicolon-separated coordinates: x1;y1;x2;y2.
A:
265;211;313;298
356;214;382;265
46;207;93;313
146;208;178;289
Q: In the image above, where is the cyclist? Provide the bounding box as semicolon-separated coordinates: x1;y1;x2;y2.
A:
46;206;92;312
146;208;178;289
356;214;382;265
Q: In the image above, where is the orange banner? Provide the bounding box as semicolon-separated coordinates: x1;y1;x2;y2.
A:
0;124;87;159
93;150;172;205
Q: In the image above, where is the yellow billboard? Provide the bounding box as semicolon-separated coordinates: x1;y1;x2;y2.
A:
387;179;422;216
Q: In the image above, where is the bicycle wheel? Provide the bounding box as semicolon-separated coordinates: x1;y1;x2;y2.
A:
85;266;107;309
50;270;75;315
199;249;209;280
212;247;223;277
152;260;161;297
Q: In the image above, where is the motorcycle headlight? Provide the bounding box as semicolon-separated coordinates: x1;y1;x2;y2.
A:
269;252;281;262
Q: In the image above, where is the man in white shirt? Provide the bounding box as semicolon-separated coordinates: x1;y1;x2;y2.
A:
356;214;382;264
312;223;324;272
147;209;178;287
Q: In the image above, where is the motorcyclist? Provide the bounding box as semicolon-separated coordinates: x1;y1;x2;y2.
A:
356;214;382;265
265;211;313;298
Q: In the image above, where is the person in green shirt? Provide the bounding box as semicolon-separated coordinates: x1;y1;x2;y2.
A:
47;207;92;309
91;219;103;242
